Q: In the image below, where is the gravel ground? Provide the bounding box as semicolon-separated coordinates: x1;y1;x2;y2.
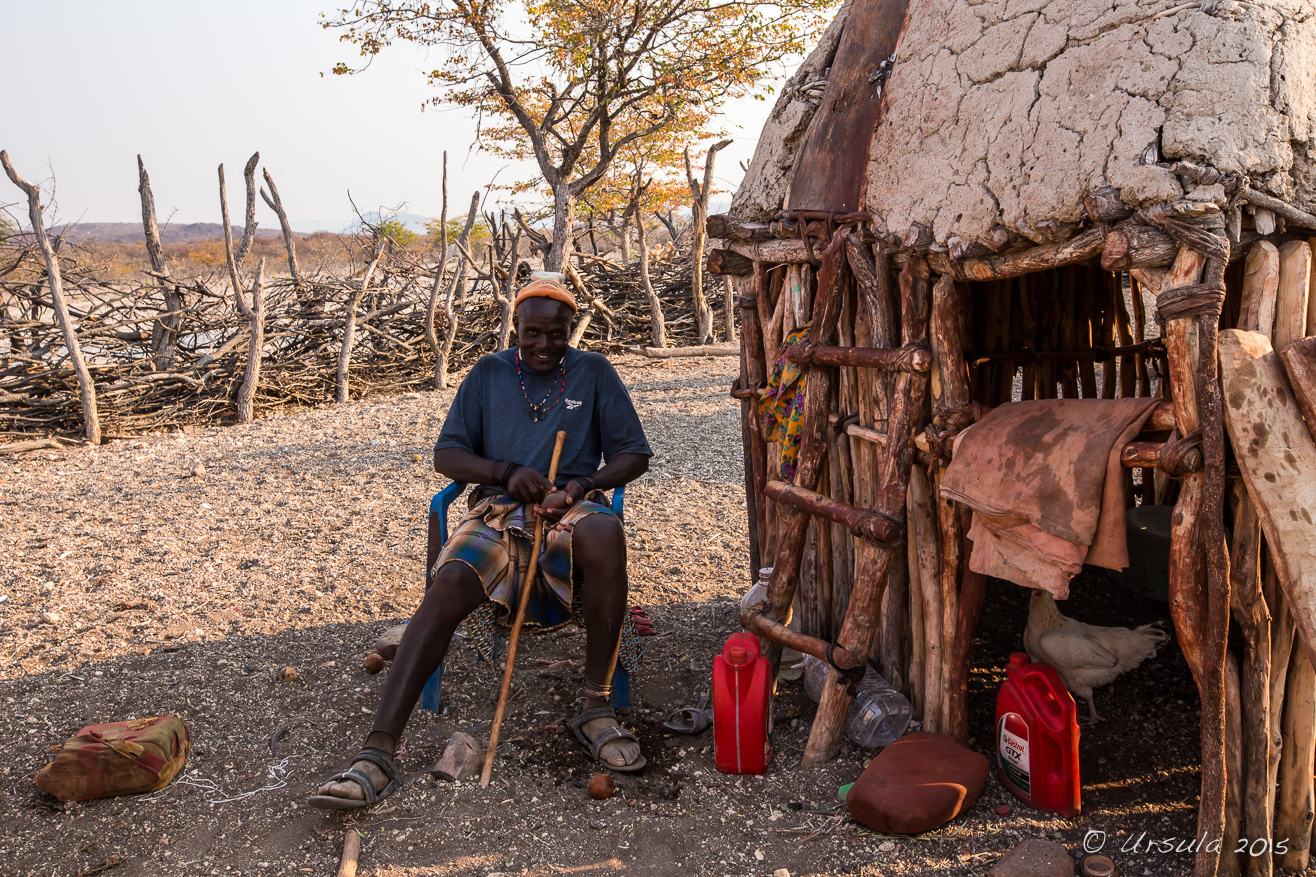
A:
1;353;1205;877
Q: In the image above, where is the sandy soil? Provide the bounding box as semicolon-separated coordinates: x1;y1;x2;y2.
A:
1;354;1206;877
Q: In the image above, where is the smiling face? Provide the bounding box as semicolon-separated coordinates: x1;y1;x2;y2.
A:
514;297;574;373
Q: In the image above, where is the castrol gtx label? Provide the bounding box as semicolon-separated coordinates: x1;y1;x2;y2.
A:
997;712;1030;795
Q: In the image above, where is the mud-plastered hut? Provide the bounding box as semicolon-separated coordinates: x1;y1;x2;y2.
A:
711;1;1316;874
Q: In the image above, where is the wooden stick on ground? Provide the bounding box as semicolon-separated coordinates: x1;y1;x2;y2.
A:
480;430;568;787
336;828;361;877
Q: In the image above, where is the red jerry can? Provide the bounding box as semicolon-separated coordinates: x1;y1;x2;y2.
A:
995;652;1081;816
713;632;773;775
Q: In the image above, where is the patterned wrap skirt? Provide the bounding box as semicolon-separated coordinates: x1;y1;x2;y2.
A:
432;490;641;682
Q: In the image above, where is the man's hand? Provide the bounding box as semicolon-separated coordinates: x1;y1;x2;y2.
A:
506;465;554;504
533;479;588;521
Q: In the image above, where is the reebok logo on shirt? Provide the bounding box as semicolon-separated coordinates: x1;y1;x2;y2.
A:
566;399;582;409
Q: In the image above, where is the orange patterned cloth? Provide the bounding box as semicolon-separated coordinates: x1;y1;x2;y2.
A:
759;326;811;480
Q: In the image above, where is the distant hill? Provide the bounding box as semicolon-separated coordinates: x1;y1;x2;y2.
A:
50;223;290;245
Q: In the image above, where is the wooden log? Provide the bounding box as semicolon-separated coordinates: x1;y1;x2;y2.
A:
1223;652;1246;877
716;237;817;265
1195;250;1236;877
1267;563;1297;828
1140;246;1232;877
1277;650;1316;872
737;274;769;571
878;551;908;692
1119;441;1203;472
1308;236;1316;334
1100;222;1180;272
876;255;912;689
632;343;740;358
764;480;903;543
930;274;977;738
1280;337;1316;430
707;248;755;276
336;828;361;877
949;525;986;742
1229;481;1274;877
953;227;1104;282
909;463;943;732
802;254;931;765
795;342;932;372
1276;242;1312;350
1241;187;1316;231
1241;243;1280;339
742;611;862;669
1085;186;1133;225
707;213;776;241
906;465;927;717
0;437;68;456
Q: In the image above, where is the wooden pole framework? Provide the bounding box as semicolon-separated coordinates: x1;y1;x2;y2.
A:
764;480;904;543
716;201;1261;877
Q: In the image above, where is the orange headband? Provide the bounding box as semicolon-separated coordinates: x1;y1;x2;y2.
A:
513;277;578;313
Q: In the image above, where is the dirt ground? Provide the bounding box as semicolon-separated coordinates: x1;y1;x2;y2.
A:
2;354;1211;877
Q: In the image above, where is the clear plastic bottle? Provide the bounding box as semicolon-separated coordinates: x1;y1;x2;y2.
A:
740;567;772;616
801;655;912;748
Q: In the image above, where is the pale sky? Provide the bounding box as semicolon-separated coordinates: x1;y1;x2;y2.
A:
2;1;796;233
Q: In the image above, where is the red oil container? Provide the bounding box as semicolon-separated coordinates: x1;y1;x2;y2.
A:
995;652;1081;817
713;632;773;775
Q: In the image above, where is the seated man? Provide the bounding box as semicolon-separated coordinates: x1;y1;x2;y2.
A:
310;274;652;810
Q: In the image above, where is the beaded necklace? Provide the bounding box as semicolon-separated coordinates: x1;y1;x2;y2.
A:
515;350;567;422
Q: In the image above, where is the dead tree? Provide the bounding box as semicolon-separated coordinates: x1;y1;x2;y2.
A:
219;161;267;422
137;155;184;370
513;208;550;271
1;150;101;444
337;239;387;402
424;152;451;389
490;219;523;351
432;195;481;388
606;208;632;264
234;153;259;264
686;139;732;344
631;180;666;348
260;168;302;286
654;209;683;244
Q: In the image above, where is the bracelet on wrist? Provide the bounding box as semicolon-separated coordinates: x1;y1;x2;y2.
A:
502;462;522;488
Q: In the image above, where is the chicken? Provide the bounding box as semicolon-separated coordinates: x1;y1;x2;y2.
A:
1023;589;1169;724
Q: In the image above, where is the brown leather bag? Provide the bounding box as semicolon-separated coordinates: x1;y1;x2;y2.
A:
35;715;190;802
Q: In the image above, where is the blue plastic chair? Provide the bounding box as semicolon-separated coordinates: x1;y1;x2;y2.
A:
420;481;630;712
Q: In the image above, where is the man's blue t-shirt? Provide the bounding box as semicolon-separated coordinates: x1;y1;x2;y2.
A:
434;347;652;487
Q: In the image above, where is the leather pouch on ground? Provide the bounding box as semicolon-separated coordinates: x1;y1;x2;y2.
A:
35;714;190;802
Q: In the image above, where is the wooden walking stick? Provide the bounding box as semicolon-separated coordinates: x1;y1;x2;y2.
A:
480;429;567;787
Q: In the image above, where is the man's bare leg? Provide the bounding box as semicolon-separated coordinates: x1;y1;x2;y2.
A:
316;561;485;802
573;512;640;768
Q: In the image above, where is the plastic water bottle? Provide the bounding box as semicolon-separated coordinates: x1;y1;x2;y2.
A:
801;655;912;748
744;568;806;682
739;567;772;616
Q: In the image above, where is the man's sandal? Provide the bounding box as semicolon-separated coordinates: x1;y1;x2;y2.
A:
307;746;400;811
568;707;647;773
